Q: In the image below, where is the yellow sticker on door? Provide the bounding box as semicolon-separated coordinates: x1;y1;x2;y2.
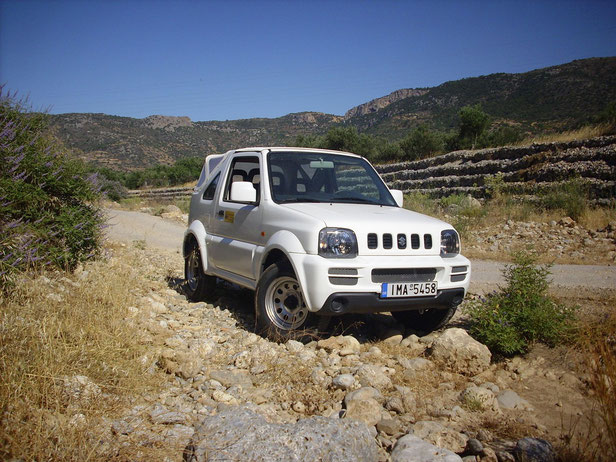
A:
224;211;235;223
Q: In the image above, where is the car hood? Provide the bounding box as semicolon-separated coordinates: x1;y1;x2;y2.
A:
282;203;453;256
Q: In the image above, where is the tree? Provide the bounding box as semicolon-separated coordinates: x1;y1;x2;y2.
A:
458;104;490;149
399;125;444;160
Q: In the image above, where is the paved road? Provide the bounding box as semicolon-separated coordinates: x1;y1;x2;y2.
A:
105;209;616;291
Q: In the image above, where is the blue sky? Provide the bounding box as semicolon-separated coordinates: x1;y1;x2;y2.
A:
1;0;615;121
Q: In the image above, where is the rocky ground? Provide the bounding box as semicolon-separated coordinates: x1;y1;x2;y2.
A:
55;240;607;462
464;217;616;265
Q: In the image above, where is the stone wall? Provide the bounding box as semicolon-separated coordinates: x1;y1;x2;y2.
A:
376;136;616;204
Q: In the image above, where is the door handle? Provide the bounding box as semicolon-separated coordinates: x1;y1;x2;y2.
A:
218;210;224;217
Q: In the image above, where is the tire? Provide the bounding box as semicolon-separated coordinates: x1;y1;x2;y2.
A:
391;305;457;336
255;262;329;342
184;240;216;302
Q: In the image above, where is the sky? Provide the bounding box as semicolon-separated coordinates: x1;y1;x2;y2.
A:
1;0;615;122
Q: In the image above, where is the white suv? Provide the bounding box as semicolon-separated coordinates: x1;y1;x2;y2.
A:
184;147;470;339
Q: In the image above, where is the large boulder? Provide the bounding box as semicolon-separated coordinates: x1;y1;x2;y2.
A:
513;438;555;462
391;435;462;462
184;406;377;462
429;328;491;376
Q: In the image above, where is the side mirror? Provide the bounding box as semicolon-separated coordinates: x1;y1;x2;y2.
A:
391;189;404;208
230;181;257;203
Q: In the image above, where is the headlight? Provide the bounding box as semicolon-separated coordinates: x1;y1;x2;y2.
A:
440;229;460;257
319;228;358;258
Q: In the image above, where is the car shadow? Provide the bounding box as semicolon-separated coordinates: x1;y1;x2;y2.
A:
167;275;466;344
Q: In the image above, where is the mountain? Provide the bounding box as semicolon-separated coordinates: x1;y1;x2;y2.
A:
344;57;616;138
48;57;616;170
50;112;341;170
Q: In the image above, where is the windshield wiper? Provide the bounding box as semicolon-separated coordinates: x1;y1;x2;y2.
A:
278;198;323;204
331;196;381;205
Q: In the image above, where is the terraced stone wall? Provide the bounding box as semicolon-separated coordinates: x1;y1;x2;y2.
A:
376;136;616;205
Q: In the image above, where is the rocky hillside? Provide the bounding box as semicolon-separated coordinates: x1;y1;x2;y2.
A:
50;112;341;170
348;57;616;139
48;57;615;170
344;89;429;119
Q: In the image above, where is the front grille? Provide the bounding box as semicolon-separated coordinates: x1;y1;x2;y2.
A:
372;268;437;283
366;233;435;251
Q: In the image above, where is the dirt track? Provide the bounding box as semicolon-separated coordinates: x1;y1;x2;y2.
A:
105;209;616;292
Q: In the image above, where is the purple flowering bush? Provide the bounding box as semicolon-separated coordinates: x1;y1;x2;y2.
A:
0;88;104;288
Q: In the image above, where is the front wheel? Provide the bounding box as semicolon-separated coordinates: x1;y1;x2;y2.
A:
391;305;457;336
255;262;328;341
184;241;216;302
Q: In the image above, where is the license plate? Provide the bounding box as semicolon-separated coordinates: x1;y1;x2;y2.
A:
380;282;438;298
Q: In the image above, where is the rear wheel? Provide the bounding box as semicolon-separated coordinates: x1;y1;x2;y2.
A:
255;262;328;341
391;306;457;336
184;241;216;301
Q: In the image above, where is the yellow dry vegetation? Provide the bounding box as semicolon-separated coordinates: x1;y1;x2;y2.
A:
0;247;166;461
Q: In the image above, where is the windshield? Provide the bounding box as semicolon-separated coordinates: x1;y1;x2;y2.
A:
267;151;397;206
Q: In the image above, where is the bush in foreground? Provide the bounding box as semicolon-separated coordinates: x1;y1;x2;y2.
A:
0;88;103;288
465;252;577;356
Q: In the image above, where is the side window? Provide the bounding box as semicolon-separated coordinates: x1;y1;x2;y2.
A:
223;156;260;202
202;172;220;201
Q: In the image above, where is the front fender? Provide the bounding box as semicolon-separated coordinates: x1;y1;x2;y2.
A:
184;220;209;272
259;230;320;310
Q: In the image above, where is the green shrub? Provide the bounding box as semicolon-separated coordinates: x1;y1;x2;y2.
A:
538;178;589;221
0;89;103;289
403;192;439;216
465;252;577;356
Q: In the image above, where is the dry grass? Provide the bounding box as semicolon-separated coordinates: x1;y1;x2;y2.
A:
0;248;165;461
558;307;616;461
518;123;615;146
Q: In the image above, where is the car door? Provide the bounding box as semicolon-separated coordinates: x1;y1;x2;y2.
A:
208;154;263;279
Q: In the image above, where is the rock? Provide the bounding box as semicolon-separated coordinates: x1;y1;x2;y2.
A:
496;390;532;410
465;438;484;455
460;385;498;411
317;335;361;356
356;364;392;389
411;420;468;453
512;438;555;462
232;350;251;369
386;396;405;414
496;451;515;462
175;351;204;379
391;434;463;462
344;387;384;407
399;357;433;372
286;339;304;353
480;447;498;462
149;404;187;424
430;328;491;376
185;406;377;462
60;375;101;402
209;369;253;389
376;418;401;435
383;330;404;345
344;397;383;427
332;374;355;390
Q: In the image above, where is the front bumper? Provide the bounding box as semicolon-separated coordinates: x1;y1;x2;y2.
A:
287;253;471;313
318;288;465;316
